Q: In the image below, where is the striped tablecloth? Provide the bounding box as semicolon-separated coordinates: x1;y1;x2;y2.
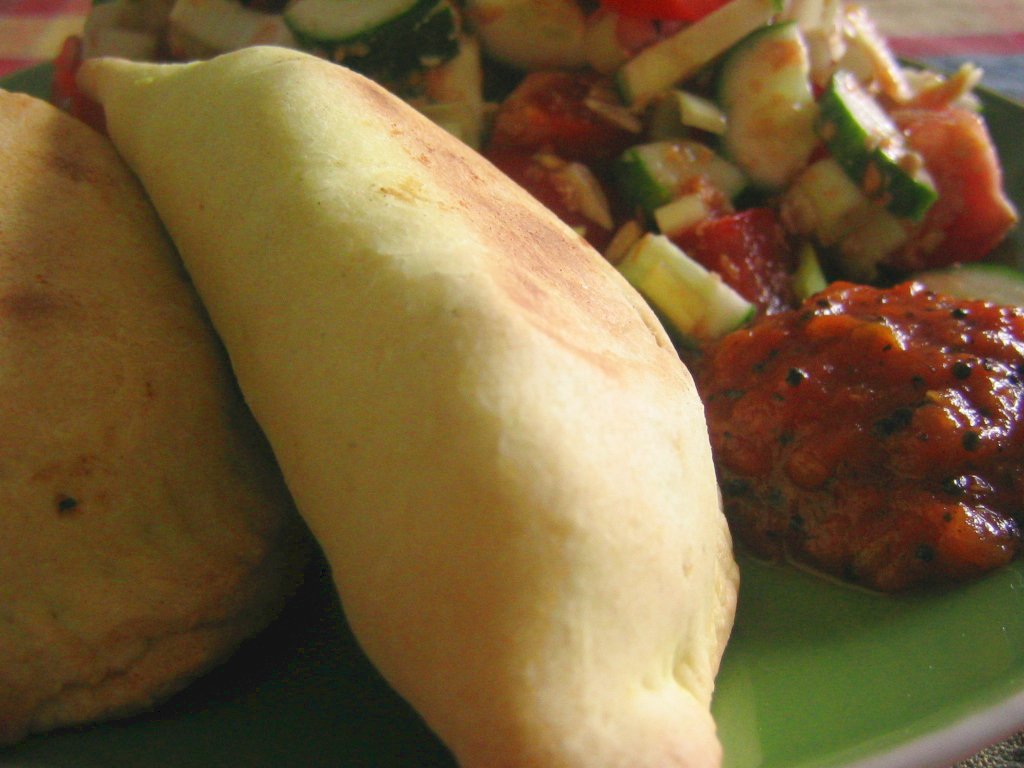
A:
0;0;89;77
3;0;1023;98
860;0;1024;101
3;0;1024;99
1;1;1023;767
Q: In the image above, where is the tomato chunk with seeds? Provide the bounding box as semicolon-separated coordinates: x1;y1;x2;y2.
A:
671;208;796;314
487;149;616;252
487;71;639;166
889;107;1018;271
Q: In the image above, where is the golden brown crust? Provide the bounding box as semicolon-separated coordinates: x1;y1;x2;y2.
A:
337;66;680;375
0;89;306;745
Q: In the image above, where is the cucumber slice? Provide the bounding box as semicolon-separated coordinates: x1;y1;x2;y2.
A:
914;263;1024;307
603;220;645;266
646;90;727;139
616;0;780;106
409;36;485;147
791;242;828;300
717;21;819;189
168;0;296;58
583;8;629;75
615;140;747;216
817;69;938;220
617;234;755;343
674;91;727;135
284;0;424;44
781;157;909;282
834;203;908;281
465;0;586;71
286;0;460;78
782;157;868;245
654;193;710;237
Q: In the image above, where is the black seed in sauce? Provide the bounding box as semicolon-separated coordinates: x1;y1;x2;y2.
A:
874;407;914;436
915;543;936;562
962;431;982;452
952;361;973;380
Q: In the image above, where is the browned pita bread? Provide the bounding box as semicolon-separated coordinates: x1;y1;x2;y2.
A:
0;89;306;744
80;48;738;768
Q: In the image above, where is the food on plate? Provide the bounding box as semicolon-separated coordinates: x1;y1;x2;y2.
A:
0;89;307;744
78;46;739;768
431;0;1018;591
65;1;1020;593
697;280;1024;591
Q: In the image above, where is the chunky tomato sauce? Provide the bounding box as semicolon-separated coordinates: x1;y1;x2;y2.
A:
696;281;1024;591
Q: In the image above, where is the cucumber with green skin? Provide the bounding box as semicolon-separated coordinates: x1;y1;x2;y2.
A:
914;263;1024;306
791;242;828;301
615;0;781;106
464;0;587;71
614;140;748;217
285;0;426;44
782;157;869;246
717;21;819;189
285;0;460;78
168;0;297;58
782;157;911;282
617;233;755;344
817;69;938;221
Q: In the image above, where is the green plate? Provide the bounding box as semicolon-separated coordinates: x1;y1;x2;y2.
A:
2;64;1023;768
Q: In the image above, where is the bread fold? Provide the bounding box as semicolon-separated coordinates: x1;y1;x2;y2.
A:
79;47;738;768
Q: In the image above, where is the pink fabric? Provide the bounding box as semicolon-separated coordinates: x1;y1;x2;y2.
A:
890;31;1024;57
5;0;1024;75
0;0;89;76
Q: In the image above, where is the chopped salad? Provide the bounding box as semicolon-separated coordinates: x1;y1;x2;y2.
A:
64;0;1019;347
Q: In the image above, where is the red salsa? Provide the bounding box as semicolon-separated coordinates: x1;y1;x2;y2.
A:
696;281;1024;591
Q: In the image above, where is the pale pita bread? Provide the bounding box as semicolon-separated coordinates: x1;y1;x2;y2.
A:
0;89;306;744
79;47;738;768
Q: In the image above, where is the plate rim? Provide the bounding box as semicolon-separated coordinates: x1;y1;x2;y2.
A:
841;688;1024;768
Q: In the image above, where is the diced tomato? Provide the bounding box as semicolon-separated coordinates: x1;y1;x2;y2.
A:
671;208;796;314
600;0;730;22
486;149;617;252
888;106;1018;271
52;36;105;134
486;71;639;167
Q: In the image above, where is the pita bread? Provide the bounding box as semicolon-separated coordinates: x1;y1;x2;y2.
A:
79;47;739;768
0;89;306;744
